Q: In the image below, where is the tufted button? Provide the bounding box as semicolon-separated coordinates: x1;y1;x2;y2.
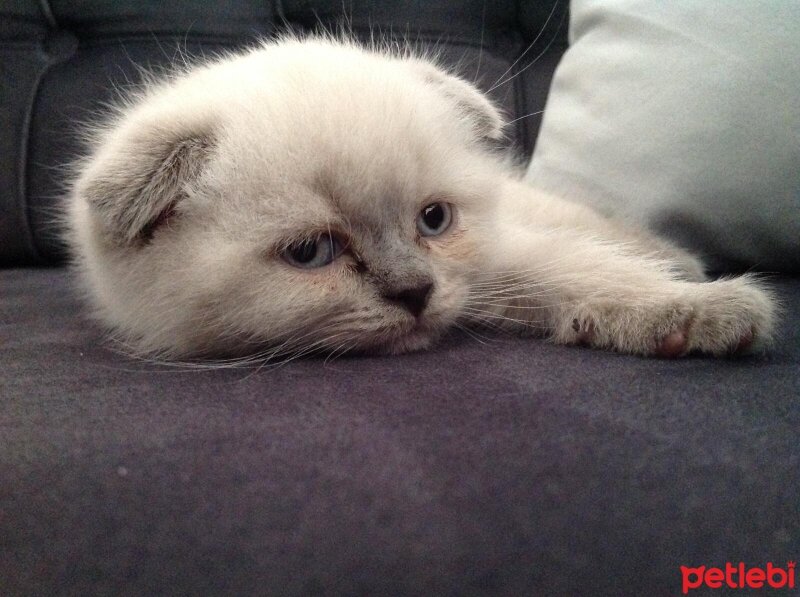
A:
43;30;79;62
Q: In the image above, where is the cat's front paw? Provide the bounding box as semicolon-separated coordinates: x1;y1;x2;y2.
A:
559;276;776;358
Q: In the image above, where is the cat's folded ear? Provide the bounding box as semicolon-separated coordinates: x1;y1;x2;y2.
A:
76;112;215;246
416;63;505;141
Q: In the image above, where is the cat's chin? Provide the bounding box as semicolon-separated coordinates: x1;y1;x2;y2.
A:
370;308;464;354
376;330;438;355
356;321;443;355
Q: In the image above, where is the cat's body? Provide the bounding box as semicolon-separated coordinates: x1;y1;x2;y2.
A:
67;37;776;360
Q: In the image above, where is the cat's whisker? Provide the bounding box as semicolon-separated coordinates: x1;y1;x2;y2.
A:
467;285;560;300
323;336;359;365
486;0;562;93
488;11;566;94
453;321;497;344
459;306;545;329
233;319;353;375
256;331;352;373
469;282;558;294
504;110;545;126
468;300;555;310
473;0;488;84
468;285;562;298
464;298;572;314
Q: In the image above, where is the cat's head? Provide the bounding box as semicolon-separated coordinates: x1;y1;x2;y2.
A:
68;37;510;358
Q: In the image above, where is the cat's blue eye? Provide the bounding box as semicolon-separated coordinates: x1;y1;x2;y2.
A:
417;202;452;237
282;233;343;269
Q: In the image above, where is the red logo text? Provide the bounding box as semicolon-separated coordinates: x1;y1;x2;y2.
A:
681;562;795;594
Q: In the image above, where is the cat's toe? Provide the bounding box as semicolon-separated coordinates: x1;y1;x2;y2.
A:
685;276;776;357
656;329;688;358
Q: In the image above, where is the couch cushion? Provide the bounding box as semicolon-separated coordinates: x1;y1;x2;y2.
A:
526;0;800;272
2;267;799;594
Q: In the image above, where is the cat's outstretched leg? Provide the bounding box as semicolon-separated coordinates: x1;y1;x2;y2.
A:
477;221;776;358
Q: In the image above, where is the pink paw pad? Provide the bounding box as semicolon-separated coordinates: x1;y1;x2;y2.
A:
656;330;688;358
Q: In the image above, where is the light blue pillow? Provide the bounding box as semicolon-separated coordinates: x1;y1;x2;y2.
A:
526;0;800;272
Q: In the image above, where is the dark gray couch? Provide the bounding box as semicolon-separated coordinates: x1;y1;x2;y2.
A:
2;2;798;595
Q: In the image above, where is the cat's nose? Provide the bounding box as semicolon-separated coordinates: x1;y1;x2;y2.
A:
382;282;433;317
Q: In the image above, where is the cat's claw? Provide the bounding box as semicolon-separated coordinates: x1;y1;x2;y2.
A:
572;318;595;346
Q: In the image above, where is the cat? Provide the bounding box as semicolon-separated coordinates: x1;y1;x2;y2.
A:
66;36;777;361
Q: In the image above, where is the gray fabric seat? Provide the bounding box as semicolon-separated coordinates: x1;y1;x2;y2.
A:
2;2;798;595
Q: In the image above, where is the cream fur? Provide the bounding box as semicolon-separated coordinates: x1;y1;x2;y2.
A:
66;36;777;360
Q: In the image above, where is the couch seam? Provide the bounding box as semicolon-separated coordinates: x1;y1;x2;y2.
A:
15;52;55;262
17;0;74;263
37;0;58;29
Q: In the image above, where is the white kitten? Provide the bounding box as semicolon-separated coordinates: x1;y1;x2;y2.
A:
66;36;777;360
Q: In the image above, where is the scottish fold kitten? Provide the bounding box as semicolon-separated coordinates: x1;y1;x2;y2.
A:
66;36;776;360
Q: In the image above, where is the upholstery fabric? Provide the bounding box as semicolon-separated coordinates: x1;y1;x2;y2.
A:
2;268;799;595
